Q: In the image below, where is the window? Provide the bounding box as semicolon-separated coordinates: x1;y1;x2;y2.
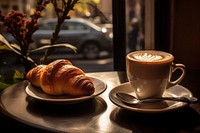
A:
39;22;56;30
0;0;151;74
113;0;155;71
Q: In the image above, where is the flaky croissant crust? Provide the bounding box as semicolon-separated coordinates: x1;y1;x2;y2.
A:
26;59;95;97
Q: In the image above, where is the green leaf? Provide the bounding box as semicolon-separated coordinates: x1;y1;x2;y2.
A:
13;70;24;79
0;44;12;51
0;34;37;66
9;43;21;51
29;43;77;53
0;34;22;55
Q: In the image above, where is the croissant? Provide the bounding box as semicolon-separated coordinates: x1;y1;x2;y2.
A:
26;59;95;97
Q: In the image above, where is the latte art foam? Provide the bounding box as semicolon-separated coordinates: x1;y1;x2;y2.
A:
134;53;163;61
127;50;174;63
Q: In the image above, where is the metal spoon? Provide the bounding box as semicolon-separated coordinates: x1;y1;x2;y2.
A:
116;92;198;104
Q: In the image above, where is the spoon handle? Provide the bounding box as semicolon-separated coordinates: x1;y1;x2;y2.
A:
141;96;198;103
116;92;198;104
160;96;197;103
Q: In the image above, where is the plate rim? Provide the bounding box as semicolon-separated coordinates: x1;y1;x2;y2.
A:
109;82;193;113
25;76;107;104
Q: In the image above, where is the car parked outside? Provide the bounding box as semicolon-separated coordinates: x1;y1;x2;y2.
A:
33;18;113;59
1;18;113;60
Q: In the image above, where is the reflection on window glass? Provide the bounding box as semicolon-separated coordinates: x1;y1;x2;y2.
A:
39;22;56;30
0;0;113;75
126;0;145;53
63;22;87;31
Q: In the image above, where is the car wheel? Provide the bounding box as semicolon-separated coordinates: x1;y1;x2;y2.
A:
82;42;100;59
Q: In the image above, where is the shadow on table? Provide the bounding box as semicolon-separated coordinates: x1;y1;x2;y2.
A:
110;106;200;133
26;96;107;118
25;96;107;132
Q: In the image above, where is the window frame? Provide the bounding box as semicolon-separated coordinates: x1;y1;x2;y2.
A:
112;0;126;71
112;0;170;71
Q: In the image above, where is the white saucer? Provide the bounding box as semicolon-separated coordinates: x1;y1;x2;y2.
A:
109;82;194;113
25;76;107;104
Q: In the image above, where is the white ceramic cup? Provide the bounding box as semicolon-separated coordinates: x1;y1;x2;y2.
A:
126;50;186;100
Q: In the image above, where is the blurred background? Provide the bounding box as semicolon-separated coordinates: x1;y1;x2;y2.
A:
0;0;145;74
1;0;200;92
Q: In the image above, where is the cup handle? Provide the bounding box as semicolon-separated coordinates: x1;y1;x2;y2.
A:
167;63;186;88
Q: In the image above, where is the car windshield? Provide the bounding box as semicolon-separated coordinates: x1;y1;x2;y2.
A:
85;20;102;31
39;21;56;30
39;19;102;31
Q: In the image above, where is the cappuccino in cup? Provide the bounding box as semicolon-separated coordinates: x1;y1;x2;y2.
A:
126;50;186;100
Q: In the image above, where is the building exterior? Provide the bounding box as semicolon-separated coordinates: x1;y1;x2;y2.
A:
0;0;34;14
0;0;112;20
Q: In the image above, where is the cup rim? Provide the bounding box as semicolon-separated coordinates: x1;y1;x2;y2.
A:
126;50;174;64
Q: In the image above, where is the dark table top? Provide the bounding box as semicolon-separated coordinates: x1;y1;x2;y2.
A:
0;71;200;133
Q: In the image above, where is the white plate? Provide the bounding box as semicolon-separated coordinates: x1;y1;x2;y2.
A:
109;82;194;113
25;76;107;104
